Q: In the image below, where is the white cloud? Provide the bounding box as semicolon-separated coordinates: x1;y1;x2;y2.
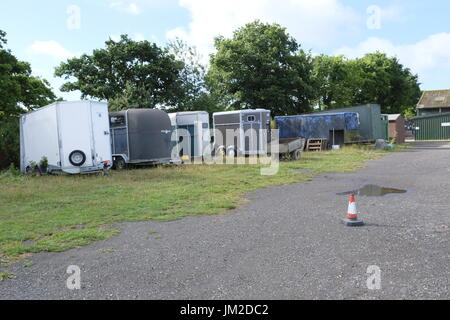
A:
167;0;362;59
110;1;141;15
29;41;74;60
334;33;450;73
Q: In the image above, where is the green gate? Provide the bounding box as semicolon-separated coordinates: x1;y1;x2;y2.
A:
380;115;389;141
412;113;450;141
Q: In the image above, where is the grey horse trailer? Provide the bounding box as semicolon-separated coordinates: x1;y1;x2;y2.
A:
109;109;172;168
213;109;271;156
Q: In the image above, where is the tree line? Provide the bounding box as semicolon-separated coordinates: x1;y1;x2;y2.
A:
0;21;421;168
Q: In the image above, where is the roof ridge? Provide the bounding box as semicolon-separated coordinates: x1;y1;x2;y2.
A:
421;89;450;92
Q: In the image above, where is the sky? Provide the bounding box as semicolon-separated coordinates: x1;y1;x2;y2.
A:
1;0;449;100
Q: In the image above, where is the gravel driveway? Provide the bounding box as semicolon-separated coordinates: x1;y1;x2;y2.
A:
1;142;449;299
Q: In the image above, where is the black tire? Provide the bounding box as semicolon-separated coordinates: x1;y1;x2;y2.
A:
114;157;127;170
38;165;48;175
291;149;301;161
68;150;86;167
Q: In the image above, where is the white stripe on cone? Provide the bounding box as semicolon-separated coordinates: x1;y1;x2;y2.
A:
348;202;357;215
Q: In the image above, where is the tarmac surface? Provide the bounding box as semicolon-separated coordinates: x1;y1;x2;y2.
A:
1;141;449;299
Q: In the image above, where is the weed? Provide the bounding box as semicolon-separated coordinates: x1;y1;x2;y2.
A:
0;273;15;281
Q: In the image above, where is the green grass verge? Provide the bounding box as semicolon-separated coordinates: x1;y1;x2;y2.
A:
0;146;396;264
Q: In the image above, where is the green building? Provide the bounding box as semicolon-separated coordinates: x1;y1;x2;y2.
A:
413;90;450;141
417;90;450;116
411;113;450;141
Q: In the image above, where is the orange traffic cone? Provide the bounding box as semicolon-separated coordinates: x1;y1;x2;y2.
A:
342;193;364;227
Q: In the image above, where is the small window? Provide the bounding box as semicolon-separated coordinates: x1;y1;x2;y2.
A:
247;115;256;122
110;116;126;127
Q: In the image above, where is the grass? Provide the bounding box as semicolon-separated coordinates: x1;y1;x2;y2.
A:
0;273;15;280
0;146;397;265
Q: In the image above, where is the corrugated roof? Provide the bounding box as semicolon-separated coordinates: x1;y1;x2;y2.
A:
388;114;401;121
417;90;450;109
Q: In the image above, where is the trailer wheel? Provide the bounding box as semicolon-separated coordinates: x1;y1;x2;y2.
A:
114;157;127;170
69;150;86;166
215;146;226;157
291;149;301;161
227;146;237;158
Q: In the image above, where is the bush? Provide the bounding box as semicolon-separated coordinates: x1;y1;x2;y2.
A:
0;116;20;169
0;163;21;179
39;156;48;168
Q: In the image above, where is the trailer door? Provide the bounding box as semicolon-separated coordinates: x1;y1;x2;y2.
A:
58;102;94;168
20;105;60;172
242;113;261;155
178;124;195;157
90;102;112;164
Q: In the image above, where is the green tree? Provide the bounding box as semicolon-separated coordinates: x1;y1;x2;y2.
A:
166;39;205;110
165;38;224;114
55;35;185;110
208;21;316;116
108;82;156;111
402;105;418;119
312;52;421;114
0;30;57;168
353;52;421;114
312;55;357;110
0;30;6;49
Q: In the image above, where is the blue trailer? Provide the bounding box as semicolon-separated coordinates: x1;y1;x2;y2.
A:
275;113;360;147
309;104;385;142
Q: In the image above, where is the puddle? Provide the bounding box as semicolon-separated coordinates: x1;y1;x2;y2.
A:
337;184;407;197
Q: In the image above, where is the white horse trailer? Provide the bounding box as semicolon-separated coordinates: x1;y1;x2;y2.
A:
20;101;112;174
169;111;211;161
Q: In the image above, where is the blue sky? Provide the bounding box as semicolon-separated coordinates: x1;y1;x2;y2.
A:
1;0;449;100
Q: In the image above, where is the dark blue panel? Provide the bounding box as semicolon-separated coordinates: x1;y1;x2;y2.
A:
111;128;128;156
275;113;359;140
